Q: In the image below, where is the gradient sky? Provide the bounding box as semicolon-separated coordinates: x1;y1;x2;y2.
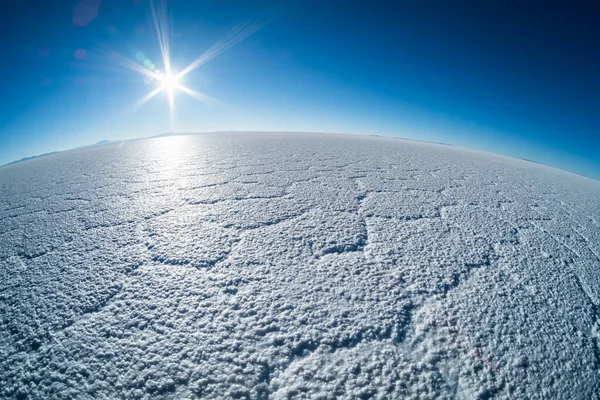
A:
0;0;598;179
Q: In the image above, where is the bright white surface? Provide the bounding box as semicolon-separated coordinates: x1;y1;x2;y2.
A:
0;133;599;399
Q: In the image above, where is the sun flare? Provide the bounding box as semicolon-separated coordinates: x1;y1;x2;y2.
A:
110;0;269;129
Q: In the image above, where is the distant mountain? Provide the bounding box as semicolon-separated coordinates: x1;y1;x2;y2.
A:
93;140;121;146
1;151;61;167
1;140;124;168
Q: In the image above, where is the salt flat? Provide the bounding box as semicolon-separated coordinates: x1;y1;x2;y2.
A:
0;132;599;399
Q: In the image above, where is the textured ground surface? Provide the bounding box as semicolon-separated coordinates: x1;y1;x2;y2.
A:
1;133;599;399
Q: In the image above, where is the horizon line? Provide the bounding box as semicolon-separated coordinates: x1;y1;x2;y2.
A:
1;130;598;183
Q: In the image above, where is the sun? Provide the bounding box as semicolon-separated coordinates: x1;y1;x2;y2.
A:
158;71;179;92
113;0;269;129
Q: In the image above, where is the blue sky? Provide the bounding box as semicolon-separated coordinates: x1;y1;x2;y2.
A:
0;0;598;179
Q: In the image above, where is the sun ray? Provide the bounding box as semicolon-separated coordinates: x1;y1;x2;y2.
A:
167;87;175;131
176;20;267;79
177;85;220;104
130;86;164;111
150;0;171;76
104;48;159;80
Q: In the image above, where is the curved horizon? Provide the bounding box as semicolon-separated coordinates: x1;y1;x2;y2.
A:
3;130;599;184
